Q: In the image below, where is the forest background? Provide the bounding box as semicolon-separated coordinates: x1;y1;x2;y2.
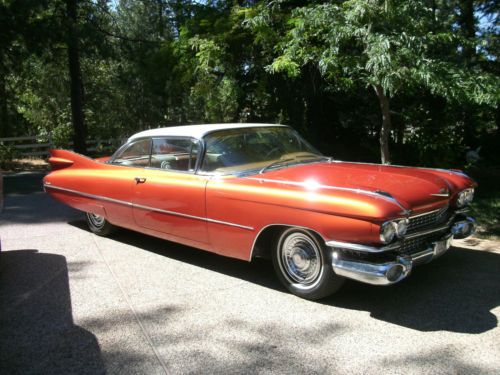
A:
1;0;498;165
1;0;499;235
0;0;500;167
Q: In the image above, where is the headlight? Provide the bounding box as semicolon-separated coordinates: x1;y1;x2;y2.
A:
380;221;397;244
380;219;408;244
395;219;409;237
456;188;474;207
465;188;474;204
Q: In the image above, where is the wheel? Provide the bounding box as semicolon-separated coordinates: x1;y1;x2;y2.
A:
272;228;344;300
86;212;115;236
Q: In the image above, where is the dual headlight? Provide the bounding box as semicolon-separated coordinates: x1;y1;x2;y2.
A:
379;187;474;244
380;219;409;244
456;188;474;208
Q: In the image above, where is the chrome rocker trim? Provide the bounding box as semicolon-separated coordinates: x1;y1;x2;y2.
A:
329;216;476;285
44;184;254;231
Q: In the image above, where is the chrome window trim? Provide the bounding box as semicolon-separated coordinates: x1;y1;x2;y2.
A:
149;136;202;174
195;159;329;178
200;124;292;140
197;126;322;176
110;136;203;174
142;167;201;176
109;138;152;166
44;184;254;231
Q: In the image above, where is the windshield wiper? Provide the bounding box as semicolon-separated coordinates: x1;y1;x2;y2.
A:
259;155;332;174
259;158;295;174
293;155;332;162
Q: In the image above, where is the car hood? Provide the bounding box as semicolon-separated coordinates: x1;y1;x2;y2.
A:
249;161;467;213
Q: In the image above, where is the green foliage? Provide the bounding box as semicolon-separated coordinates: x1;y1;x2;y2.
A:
15;54;72;143
266;1;499;102
0;143;19;169
468;166;500;238
255;0;499;162
0;0;498;168
186;35;240;122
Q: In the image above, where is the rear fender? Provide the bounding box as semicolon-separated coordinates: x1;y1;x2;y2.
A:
48;149;107;171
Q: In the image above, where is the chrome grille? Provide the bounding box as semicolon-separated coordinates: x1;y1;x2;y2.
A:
407;205;449;233
400;231;446;255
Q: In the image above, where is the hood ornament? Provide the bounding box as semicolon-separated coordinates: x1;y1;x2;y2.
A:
431;188;450;198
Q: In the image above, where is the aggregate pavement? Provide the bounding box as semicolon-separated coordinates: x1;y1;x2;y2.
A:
1;172;499;374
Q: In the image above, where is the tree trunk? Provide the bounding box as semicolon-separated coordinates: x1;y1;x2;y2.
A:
0;65;8;138
396;118;404;147
459;0;476;146
374;84;392;164
459;0;476;63
157;0;164;37
66;0;87;154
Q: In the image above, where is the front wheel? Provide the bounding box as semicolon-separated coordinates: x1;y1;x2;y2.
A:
272;228;344;300
86;213;115;236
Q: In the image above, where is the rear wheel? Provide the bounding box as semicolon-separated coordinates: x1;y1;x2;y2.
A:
86;213;115;236
272;228;344;300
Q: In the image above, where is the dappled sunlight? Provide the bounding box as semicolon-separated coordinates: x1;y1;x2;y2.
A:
76;304;347;374
2;172;499;373
97;225;500;334
380;348;497;374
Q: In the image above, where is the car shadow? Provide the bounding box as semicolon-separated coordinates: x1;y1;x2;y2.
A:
2;171;46;195
69;219;284;292
70;220;500;334
1;172;82;225
325;246;500;333
0;250;106;374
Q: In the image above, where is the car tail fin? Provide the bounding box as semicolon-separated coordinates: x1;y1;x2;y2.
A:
48;149;102;171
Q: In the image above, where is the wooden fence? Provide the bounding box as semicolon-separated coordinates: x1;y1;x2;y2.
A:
0;135;121;157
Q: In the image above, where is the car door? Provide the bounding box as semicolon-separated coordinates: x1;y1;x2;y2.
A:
103;138;152;228
131;137;209;244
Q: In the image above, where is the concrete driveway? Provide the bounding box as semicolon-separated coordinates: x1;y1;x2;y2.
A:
1;172;499;374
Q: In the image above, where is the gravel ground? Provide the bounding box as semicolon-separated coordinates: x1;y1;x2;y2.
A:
1;172;499;375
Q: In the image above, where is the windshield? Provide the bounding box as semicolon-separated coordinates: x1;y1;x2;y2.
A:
201;127;323;174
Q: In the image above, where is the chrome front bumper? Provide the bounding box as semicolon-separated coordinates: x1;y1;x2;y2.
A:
331;253;413;285
328;216;476;286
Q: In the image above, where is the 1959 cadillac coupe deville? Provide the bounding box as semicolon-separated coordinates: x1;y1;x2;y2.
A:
44;124;477;300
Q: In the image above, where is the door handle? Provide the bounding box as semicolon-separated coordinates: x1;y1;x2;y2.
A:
134;177;147;184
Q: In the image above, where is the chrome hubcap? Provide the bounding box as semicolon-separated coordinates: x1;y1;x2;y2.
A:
281;233;321;284
88;213;105;228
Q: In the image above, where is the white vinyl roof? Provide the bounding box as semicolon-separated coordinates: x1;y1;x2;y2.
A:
127;123;287;142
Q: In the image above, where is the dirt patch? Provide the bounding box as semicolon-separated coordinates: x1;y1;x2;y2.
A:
454;237;500;253
1;158;49;174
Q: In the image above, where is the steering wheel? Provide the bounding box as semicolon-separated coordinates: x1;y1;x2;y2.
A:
264;147;282;159
160;160;171;169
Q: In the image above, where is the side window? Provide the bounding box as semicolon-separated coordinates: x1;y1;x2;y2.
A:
112;139;151;167
151;138;199;172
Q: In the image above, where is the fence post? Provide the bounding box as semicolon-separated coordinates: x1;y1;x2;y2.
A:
48;133;53;150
